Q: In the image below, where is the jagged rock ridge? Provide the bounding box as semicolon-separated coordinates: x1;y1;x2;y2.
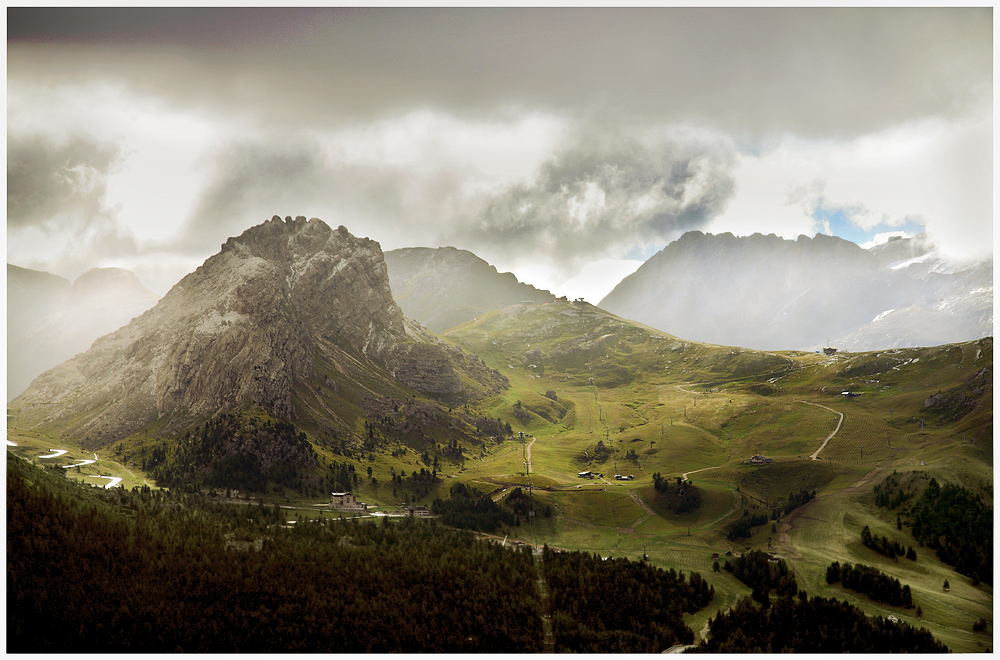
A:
10;216;506;446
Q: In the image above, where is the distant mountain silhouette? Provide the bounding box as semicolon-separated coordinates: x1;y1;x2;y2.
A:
600;231;992;352
385;246;554;333
7;264;160;400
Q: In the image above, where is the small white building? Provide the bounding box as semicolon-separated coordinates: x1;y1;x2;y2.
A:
330;492;367;510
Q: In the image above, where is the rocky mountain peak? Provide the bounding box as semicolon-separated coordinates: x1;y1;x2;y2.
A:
10;217;493;445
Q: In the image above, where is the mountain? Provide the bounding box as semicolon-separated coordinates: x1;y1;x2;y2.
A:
9;216;507;449
7;264;161;400
384;246;555;333
840;234;994;351
599;231;992;352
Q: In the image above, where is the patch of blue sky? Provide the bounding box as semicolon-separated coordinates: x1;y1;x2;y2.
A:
814;205;923;245
625;242;664;261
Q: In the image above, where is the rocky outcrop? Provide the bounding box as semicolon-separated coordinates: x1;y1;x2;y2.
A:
10;216;505;446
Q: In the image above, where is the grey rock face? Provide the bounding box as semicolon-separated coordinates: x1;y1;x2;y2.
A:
11;216;495;446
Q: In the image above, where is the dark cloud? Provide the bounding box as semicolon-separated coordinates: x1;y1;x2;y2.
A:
7;134;123;229
175;139;433;255
455;130;737;265
7;8;991;137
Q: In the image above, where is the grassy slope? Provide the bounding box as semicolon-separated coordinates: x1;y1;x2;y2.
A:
439;303;991;652
7;299;992;651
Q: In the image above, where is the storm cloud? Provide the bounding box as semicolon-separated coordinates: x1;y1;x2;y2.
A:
8;8;991;136
460;128;737;264
6;7;992;300
7;134;123;229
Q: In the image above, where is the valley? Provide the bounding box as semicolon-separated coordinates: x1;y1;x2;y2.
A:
9;298;992;652
7;219;992;653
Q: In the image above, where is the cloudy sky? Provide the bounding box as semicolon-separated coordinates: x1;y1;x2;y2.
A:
7;7;993;302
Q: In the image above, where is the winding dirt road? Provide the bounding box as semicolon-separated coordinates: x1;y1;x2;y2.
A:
800;401;844;460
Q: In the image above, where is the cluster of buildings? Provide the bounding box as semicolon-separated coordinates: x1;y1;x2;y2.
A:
747;454;773;464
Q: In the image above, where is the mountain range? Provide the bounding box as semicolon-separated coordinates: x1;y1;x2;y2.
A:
9;216;506;449
599;231;992;352
9;228;990;404
7;264;160;400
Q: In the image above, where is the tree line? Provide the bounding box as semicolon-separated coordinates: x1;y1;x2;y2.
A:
826;561;914;608
430;482;517;533
691;594;947;653
147;413;316;493
861;525;917;561
907;478;992;585
542;546;713;652
723;549;798;605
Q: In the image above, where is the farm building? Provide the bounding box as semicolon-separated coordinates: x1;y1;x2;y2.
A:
330;492;367;511
578;471;594;479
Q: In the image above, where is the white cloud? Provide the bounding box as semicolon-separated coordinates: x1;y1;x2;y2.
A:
507;256;644;304
707;114;993;261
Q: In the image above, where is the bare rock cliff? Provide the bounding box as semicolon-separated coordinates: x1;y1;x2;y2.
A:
11;216;494;446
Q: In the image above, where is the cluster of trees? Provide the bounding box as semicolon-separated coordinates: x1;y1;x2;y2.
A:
542;546;713;653
693;594;948;653
148;414;317;493
439;437;468;462
430;482;516;533
474;416;511;437
504;487;552;520
908;478;992;585
651;473;703;514
9;454;543;652
861;525;917;561
826;561;914;608
783;488;816;515
874;474;914;509
723;550;798;604
727;510;770;540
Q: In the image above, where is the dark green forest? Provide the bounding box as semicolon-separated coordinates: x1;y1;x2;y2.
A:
875;474;992;585
542;546;713;652
652;472;703;514
430;481;517;532
826;561;915;608
907;478;992;585
8;454;541;653
7;452;959;653
691;594;948;653
145;413;317;493
723;549;798;604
